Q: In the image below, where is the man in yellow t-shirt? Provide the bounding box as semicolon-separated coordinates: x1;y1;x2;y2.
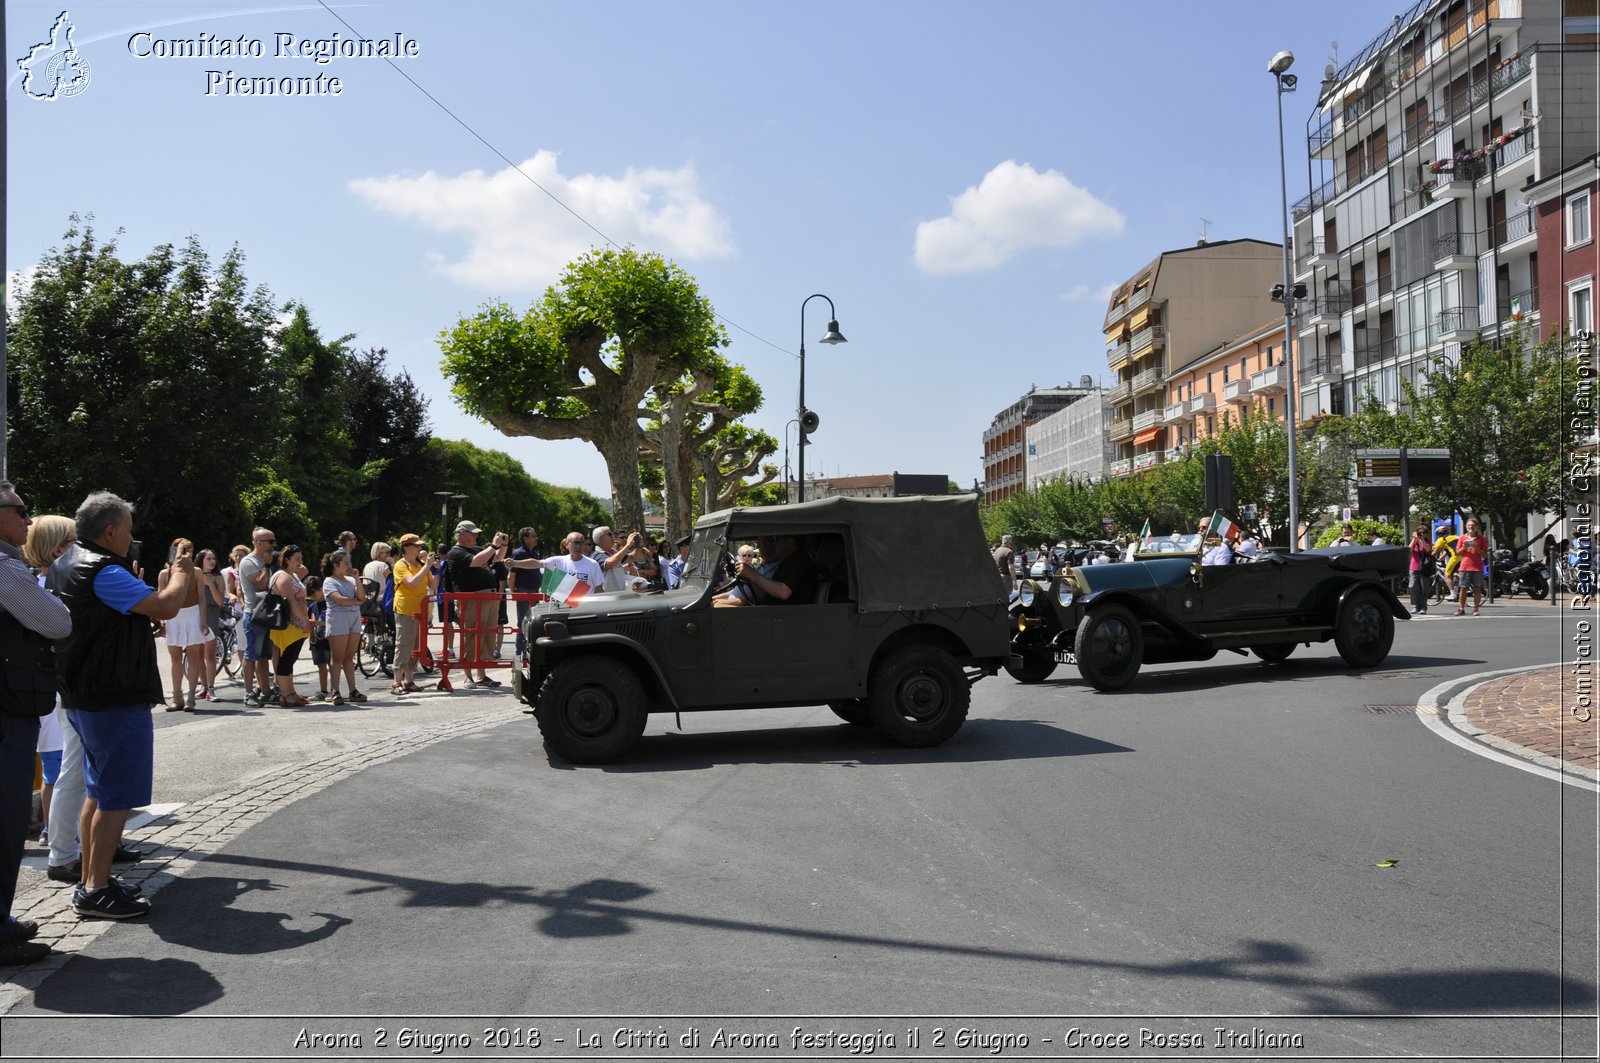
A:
389;533;437;694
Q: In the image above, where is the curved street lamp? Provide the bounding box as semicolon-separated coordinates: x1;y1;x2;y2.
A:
798;293;847;503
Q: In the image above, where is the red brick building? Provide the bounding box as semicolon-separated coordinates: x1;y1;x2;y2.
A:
1533;154;1599;342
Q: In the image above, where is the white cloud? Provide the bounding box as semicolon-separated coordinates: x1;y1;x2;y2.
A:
915;161;1125;274
349;151;736;291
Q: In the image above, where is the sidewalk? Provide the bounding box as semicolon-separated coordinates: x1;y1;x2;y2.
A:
1435;663;1599;782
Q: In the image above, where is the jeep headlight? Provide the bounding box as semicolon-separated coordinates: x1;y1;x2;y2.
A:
1018;581;1035;606
1057;582;1075;607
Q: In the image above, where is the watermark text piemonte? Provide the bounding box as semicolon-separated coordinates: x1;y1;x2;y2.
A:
127;29;421;96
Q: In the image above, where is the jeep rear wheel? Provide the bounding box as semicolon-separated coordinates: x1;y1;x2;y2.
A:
828;699;871;725
535;656;648;764
867;645;969;747
1074;604;1144;691
1335;589;1394;669
1003;648;1058;683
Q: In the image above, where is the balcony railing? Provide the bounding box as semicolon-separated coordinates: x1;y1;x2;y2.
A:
1498;287;1539;319
1487;211;1536;248
1133;409;1163;432
1108;380;1132;404
1304;293;1352;323
1251;364;1287;394
1489;125;1537;173
1104;302;1128;328
1108;417;1134;442
1292;176;1338;218
1439;306;1481;338
1133;452;1161;472
1306;352;1346;379
1164;401;1186;422
1128;287;1151;310
1352;336;1396;369
1109;458;1132;478
1189;393;1217;414
1294;237;1337;274
1349;272;1394;308
1223;377;1253;403
1435;230;1478;264
1130;325;1166;356
1132;367;1165;395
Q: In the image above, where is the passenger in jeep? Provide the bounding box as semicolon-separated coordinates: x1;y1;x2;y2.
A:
713;534;818;607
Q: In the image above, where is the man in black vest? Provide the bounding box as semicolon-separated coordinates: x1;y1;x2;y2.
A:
53;492;191;920
0;481;71;963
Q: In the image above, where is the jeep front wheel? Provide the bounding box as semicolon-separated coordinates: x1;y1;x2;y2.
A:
535;656;648;764
867;645;969;747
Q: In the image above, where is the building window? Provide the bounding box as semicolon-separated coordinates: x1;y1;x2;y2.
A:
1267;397;1276;417
1240;357;1248;379
1206;371;1213;392
1571;281;1595;335
1222;366;1231;384
1569;189;1593;248
1265;344;1275;366
1206;415;1215;435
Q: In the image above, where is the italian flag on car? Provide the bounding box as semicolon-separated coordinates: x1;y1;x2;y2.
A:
540;568;591;605
1209;510;1237;541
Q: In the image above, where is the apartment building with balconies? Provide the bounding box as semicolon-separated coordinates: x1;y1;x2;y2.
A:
1530;152;1599;339
1294;0;1598;416
1101;239;1284;477
981;383;1098;504
1161;321;1291;460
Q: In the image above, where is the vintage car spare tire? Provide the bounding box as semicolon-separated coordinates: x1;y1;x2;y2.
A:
828;699;872;725
535;655;648;764
1334;588;1395;669
1004;648;1058;684
867;645;970;747
1252;642;1295;662
1074;603;1144;691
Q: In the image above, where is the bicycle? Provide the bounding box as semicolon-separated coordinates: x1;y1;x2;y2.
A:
355;615;394;679
213;612;240;680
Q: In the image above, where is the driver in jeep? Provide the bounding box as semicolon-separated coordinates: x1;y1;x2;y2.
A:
713;534;818;607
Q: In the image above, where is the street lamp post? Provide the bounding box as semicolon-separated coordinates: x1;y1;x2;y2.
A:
434;490;453;544
797;294;847;503
452;494;468;528
1271;50;1303;550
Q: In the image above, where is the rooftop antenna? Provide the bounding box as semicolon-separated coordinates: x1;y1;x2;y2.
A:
1198;217;1212;244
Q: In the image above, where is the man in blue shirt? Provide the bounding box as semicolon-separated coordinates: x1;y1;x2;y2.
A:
665;535;690;589
52;492;192;921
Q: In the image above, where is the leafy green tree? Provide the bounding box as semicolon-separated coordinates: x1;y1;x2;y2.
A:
425;439;608;548
340;346;440;537
640;360;766;539
1348;332;1580;546
439;247;726;534
6;219;281;557
698;421;779;513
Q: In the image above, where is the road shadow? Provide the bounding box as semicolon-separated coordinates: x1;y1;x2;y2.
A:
29;955;223;1015
536;718;1132;772
108;858;1600;1018
143;875;351;954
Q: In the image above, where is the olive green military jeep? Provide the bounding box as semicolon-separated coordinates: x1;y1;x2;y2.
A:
512;495;1011;764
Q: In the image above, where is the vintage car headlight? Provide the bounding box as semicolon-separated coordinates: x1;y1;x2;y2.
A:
1018;581;1036;606
1057;582;1075;607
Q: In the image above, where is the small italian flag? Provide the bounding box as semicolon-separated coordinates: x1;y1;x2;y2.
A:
1139;519;1152;545
1209;510;1237;541
539;567;592;605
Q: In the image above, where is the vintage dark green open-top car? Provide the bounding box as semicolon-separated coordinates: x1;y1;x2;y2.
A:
1007;534;1410;690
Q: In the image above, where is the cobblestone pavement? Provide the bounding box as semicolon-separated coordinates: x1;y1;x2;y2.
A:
1454;664;1599;780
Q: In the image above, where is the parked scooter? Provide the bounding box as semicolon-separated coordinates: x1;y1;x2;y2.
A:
1490;548;1550;600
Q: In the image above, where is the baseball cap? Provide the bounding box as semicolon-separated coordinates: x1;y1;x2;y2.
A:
398;533;423;548
455;520;482;536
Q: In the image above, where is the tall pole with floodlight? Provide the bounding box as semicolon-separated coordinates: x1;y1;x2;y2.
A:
1270;50;1303;550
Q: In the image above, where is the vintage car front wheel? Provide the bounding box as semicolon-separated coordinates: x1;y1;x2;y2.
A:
1004;648;1058;683
867;645;970;747
828;699;872;725
1252;643;1296;663
535;655;649;764
1074;604;1144;691
1334;589;1395;669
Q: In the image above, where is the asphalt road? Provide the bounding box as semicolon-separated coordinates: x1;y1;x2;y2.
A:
5;606;1595;1061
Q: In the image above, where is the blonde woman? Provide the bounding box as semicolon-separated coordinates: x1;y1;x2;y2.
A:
158;537;211;711
22;516;77;874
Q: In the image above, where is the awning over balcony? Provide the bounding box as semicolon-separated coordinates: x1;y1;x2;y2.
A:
1128;306;1151;332
1132;426;1165;446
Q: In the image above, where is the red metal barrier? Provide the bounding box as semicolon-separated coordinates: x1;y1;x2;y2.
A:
416;590;545;692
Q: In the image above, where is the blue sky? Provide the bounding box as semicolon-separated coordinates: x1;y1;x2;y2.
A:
6;0;1405;503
